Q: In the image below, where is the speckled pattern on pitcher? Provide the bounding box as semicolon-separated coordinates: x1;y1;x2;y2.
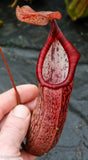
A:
25;20;80;156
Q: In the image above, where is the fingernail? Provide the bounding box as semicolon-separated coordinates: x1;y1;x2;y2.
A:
13;105;30;119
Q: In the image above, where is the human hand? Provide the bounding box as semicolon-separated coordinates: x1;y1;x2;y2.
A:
0;84;38;160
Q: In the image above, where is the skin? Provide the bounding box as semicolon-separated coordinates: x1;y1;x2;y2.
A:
0;84;38;160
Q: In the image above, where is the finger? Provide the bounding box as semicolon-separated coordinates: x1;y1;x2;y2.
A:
0;97;37;130
21;150;37;160
0;84;38;120
0;115;8;131
25;97;38;111
0;105;31;155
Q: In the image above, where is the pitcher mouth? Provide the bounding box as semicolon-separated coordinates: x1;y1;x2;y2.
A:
36;20;80;89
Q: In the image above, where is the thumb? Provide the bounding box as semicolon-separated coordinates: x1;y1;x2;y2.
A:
0;105;31;155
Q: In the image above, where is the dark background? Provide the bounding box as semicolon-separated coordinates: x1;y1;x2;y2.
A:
0;0;88;159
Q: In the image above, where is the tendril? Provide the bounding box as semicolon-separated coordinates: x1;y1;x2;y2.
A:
0;47;20;105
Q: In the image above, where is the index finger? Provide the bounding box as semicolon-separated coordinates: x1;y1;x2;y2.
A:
0;84;38;120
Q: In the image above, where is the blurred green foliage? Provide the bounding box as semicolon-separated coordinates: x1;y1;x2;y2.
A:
65;0;88;20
